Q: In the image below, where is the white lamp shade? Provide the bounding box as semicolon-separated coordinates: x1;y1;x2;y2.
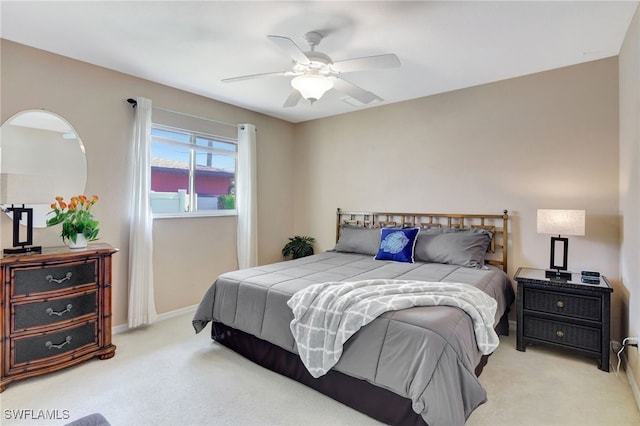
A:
291;75;333;101
537;209;585;236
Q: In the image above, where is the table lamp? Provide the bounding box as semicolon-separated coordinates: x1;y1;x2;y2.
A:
2;204;42;255
1;172;47;255
537;209;585;280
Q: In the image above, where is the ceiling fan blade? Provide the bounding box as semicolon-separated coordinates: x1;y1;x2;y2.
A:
267;35;311;65
221;71;287;83
283;90;302;108
332;77;382;104
332;54;400;73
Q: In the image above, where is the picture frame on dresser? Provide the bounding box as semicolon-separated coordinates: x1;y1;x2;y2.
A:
514;267;612;372
0;243;118;392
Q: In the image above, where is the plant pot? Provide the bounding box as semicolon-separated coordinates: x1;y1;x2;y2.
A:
67;234;87;249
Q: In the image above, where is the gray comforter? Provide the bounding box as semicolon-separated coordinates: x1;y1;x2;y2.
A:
288;279;500;378
193;252;515;426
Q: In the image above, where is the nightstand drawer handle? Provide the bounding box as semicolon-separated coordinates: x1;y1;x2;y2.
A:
45;304;73;317
556;300;565;309
45;272;72;284
556;330;565;338
45;336;72;350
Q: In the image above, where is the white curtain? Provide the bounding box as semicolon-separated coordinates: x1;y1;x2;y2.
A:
127;97;157;328
236;124;258;269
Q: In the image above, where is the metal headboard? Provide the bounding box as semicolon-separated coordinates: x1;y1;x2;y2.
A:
335;208;509;273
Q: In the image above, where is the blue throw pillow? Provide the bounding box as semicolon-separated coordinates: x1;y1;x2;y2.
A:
374;228;420;263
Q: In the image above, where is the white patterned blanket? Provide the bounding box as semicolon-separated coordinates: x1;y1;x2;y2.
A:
287;279;499;378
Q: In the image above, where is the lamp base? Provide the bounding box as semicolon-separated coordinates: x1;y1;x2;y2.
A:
545;269;572;280
3;245;42;255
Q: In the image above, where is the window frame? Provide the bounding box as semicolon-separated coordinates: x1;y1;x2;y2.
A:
150;123;238;219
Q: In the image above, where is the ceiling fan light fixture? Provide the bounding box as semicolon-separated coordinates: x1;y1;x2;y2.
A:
291;74;333;103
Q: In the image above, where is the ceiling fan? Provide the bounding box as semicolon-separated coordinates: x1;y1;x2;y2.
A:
222;31;401;107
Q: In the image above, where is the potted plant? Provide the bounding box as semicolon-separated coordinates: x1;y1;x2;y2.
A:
46;194;100;248
282;235;316;259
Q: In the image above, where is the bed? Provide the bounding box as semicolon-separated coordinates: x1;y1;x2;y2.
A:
193;209;515;426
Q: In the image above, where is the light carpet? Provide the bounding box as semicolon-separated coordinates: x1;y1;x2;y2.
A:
1;312;639;426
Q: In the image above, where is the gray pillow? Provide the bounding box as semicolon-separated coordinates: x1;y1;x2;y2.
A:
413;228;492;268
334;225;381;256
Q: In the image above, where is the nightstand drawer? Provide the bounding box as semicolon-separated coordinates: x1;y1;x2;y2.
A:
523;287;601;321
12;291;97;331
13;261;97;296
12;321;97;366
524;317;600;352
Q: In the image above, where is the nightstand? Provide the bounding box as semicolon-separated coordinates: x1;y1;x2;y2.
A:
514;267;612;372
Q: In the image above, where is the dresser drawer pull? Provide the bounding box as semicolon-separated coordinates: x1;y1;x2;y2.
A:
45;336;72;350
45;304;73;317
556;330;565;338
556;300;565;309
45;272;73;284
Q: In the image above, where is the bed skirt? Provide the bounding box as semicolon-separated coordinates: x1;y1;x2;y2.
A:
210;307;509;425
211;311;508;426
211;321;426;425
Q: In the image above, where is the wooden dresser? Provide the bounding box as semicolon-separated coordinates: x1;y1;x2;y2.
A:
0;243;117;391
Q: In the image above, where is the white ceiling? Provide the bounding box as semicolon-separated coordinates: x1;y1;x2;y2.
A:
1;1;637;123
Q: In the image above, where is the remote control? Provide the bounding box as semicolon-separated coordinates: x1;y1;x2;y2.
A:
581;277;600;285
581;270;600;277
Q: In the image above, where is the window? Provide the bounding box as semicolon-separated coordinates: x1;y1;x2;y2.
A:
150;125;237;217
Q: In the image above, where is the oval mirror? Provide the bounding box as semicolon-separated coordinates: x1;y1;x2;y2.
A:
1;110;87;227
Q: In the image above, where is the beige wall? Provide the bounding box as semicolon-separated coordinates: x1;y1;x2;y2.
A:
293;58;622;334
619;5;640;404
0;40;296;327
0;39;629;356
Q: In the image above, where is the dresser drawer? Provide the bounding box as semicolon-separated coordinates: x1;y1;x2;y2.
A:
12;291;97;332
13;261;97;296
524;316;601;352
523;288;601;321
12;321;97;366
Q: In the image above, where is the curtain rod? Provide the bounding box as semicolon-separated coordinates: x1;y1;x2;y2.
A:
126;98;238;129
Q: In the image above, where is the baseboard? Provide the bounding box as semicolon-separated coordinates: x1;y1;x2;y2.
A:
112;322;130;335
156;303;199;322
626;355;640;413
112;304;199;335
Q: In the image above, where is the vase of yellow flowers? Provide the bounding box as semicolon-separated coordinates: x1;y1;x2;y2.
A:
46;195;100;249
